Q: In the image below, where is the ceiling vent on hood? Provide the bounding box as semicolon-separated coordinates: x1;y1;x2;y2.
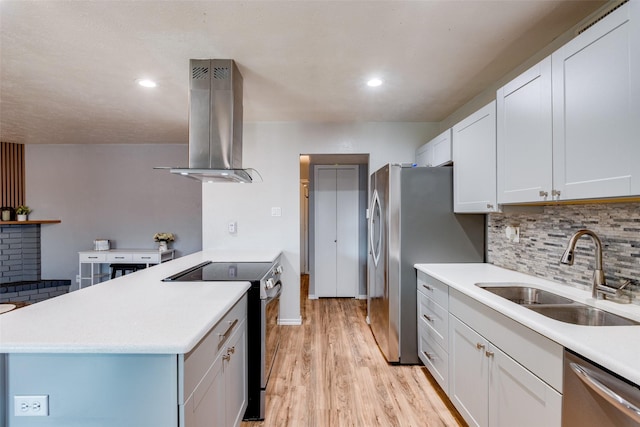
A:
168;59;259;183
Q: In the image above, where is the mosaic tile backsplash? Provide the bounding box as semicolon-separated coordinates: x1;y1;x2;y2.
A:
487;202;640;303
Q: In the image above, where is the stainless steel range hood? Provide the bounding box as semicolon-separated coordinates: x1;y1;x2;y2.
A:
169;59;258;183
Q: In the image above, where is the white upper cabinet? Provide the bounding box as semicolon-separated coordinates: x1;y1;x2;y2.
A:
496;57;553;204
552;1;639;200
453;101;498;213
416;128;453;167
496;1;639;204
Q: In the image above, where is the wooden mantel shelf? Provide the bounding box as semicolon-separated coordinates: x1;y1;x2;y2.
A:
0;220;61;225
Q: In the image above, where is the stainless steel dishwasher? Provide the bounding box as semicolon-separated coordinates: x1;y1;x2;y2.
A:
563;350;640;426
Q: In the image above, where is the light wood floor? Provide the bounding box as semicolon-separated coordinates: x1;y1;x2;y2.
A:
241;275;465;427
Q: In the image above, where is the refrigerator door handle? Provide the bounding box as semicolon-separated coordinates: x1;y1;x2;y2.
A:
369;189;381;266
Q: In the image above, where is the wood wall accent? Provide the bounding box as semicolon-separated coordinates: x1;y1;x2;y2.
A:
1;142;26;207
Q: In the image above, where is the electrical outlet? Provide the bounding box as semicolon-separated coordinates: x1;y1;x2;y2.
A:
14;395;49;417
505;226;520;243
228;221;237;234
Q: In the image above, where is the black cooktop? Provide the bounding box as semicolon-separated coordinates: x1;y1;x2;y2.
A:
163;261;274;282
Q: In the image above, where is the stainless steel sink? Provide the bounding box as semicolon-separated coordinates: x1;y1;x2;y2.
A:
527;305;639;326
476;283;574;305
475;283;639;326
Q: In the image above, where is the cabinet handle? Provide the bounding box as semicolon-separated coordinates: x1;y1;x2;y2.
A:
485;350;495;358
476;343;485;350
227;346;235;354
422;284;433;291
539;191;548;197
218;319;239;349
423;314;433;322
222;354;231;362
422;351;435;361
552;189;561;197
486;204;494;209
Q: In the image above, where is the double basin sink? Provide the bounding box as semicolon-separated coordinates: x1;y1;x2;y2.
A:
476;283;639;326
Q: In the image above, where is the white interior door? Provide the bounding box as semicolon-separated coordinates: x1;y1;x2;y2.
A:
336;167;358;297
314;165;359;298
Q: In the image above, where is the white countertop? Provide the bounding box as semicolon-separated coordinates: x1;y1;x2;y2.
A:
0;250;281;354
415;263;640;385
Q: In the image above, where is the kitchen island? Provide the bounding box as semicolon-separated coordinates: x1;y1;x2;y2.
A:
0;249;280;427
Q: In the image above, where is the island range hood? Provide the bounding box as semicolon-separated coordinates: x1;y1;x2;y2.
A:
169;59;258;183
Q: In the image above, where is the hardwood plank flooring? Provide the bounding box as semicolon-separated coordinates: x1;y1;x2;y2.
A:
241;275;465;427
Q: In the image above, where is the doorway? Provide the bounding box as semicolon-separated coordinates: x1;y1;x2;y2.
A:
299;154;369;299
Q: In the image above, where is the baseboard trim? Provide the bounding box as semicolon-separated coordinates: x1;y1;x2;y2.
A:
279;317;302;326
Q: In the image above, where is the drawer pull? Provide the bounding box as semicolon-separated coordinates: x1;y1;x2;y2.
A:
88;256;99;259
218;319;239;348
476;343;485;350
422;351;435;361
423;314;433;322
140;256;152;260
422;284;433;291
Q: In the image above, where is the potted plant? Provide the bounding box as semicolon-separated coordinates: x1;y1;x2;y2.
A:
15;205;32;221
153;232;175;251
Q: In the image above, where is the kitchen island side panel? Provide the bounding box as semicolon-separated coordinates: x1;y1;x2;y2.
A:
7;353;178;426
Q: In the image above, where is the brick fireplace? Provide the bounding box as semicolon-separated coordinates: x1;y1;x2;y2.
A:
0;223;70;304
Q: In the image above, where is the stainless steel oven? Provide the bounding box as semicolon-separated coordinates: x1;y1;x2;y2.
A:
563;349;640;426
163;259;283;421
261;275;281;414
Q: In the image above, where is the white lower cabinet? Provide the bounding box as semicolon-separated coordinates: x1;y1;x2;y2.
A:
449;315;561;427
416;272;563;427
181;295;248;427
417;271;450;394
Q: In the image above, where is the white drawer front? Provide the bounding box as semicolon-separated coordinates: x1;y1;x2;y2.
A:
79;253;107;262
418;291;448;351
106;253;133;262
182;294;248;403
418;321;449;394
132;253;160;263
417;271;449;309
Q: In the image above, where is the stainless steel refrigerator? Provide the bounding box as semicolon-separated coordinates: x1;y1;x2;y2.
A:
368;164;485;364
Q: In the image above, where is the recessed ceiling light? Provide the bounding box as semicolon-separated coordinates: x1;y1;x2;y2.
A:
137;79;157;88
367;78;383;87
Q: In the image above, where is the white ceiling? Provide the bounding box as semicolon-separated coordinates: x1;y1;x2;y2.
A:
0;0;605;145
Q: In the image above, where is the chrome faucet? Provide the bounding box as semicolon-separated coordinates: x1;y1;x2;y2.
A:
560;229;612;299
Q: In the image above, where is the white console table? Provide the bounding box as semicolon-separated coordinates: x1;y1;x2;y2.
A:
78;249;175;288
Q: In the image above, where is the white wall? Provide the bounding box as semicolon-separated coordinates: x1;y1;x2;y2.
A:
439;3;606;131
202;121;438;324
26;144;202;289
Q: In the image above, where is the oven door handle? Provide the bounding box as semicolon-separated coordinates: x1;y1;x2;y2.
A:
265;281;282;303
570;362;640;423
